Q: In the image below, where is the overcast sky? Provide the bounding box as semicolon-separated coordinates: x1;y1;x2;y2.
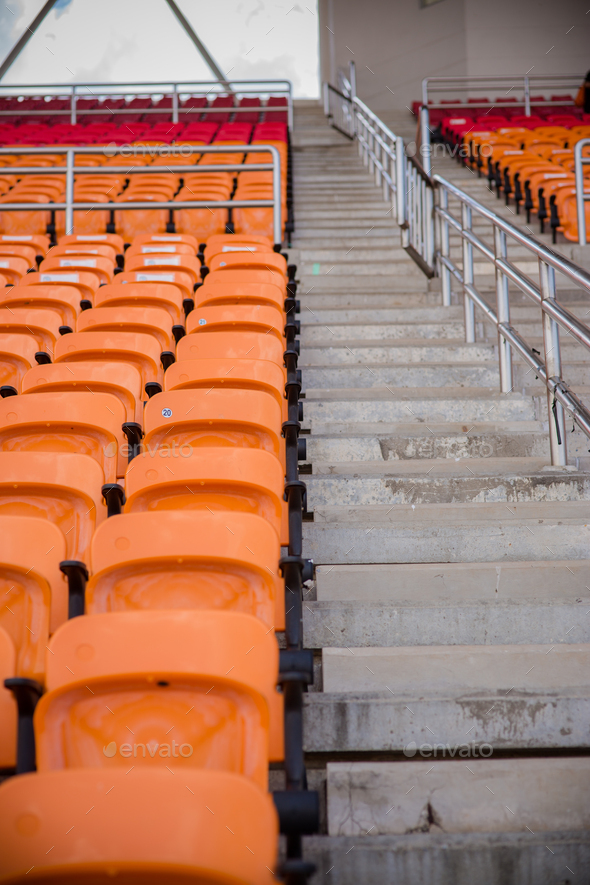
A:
0;0;320;96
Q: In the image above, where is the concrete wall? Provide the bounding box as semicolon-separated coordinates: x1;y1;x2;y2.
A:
318;0;590;113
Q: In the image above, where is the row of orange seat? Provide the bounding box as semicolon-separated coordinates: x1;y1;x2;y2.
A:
456;124;590;242
0;136;288;242
0;230;315;883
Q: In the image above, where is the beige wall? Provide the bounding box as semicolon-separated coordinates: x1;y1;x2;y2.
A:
318;0;590;113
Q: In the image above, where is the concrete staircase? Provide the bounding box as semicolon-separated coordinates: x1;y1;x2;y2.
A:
291;101;590;884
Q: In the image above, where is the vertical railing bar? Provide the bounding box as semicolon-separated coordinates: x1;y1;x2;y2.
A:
461;202;476;343
65;148;74;236
494;226;513;393
540;259;567;466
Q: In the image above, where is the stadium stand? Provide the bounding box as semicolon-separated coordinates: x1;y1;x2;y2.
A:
0;75;315;885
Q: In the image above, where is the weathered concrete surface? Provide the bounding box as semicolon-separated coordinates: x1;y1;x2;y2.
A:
305;428;549;462
326;759;590;836
304;692;590;752
304;501;590;563
322;644;590;693
304;600;590;647
315;561;590;601
302;831;590;885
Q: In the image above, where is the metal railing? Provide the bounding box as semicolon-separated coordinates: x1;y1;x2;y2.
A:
0;143;283;245
324;80;435;274
0;78;293;129
574;138;590;245
324;81;590;467
435;175;590;466
419;74;583;175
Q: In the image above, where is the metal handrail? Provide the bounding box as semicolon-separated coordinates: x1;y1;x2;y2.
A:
0;143;283;245
434;172;590;465
0;78;293;130
574;138;590;246
324;78;590;467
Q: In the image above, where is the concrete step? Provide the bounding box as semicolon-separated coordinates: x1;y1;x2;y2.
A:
302;364;499;389
300;831;590;885
326;759;590;835
301;306;463;323
303;500;590;563
305;428;549;462
301;322;469;341
302;389;537;428
305;460;590;506
300;341;497;364
322;643;590;693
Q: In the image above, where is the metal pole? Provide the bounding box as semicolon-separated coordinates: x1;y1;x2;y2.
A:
438;186;452;306
0;0;58;81
164;0;233;92
71;86;76;125
271;146;282;247
172;84;179;124
395;136;406;230
574;139;588;246
349;60;357;100
420;105;432;176
494;227;513;392
539;259;567;466
65;149;74;236
524;76;531;117
287;83;294;133
461;202;476;343
323;82;330;117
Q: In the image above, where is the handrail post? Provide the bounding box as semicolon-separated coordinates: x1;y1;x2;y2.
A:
574;139;588;245
420;105;432;176
494;227;513;392
65;148;74;236
271;146;282;248
323;82;329;117
461;202;476;343
438;186;451;306
396;137;407;242
287;83;294;132
349;60;356;100
172;84;179;124
524;76;531;117
71;85;76;125
539;258;567;466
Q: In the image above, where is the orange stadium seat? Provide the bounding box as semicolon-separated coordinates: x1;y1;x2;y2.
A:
21;360;144;425
0;451;107;561
86;510;283;629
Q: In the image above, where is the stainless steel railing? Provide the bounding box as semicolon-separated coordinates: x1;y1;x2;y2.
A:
324;82;434;273
434;174;590;466
324;82;590;467
0;143;283;245
0;78;293;130
574;138;590;246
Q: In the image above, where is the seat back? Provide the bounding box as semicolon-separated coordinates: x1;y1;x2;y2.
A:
0;391;127;482
36;610;278;787
143;388;282;458
124;447;286;544
0;516;66;675
21;360;143;424
87;509;282;628
177;329;285;366
0;451;107;560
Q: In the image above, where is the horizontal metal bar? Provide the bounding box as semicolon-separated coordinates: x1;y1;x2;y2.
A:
0;79;291;90
4;164;274;174
0;106;290;116
0;143;277;154
0;200;274;210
